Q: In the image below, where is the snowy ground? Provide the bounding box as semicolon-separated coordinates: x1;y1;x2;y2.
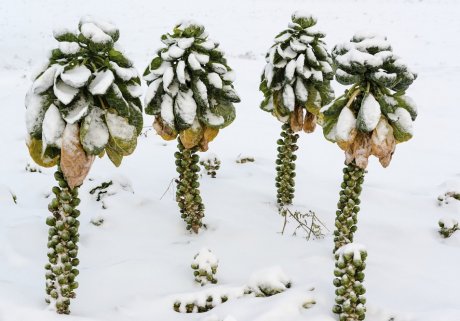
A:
1;0;460;320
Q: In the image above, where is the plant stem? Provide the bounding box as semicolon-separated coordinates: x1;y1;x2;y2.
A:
333;162;365;253
275;123;298;208
175;139;205;233
45;163;81;314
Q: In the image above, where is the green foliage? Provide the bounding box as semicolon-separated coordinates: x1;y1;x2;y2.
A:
144;21;240;149
334;164;365;253
45;165;80;314
175;140;205;233
333;244;367;321
275;124;298;208
26;17;142;168
259;12;334;124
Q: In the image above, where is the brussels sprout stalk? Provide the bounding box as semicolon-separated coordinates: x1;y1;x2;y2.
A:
175;140;204;233
45;164;80;314
276;123;299;208
333;243;367;320
333;163;365;252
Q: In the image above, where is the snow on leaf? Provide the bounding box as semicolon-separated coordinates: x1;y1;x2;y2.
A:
188;53;202;71
176;60;186;84
336;107;356;142
193;52;210;65
358;93;381;132
89;69;115;95
168;45;185;59
282;84;295;112
62;96;90;124
54;72;79;105
58;42;80;55
144;78;162;106
295;78;308;103
110;61;138;81
177;37;194;49
80;22;112;44
162;66;175;92
42;104;65;148
127;84;142;98
32;65;57;94
285;60;296;83
207;73;223;89
25;89;47;137
80;107;109;155
160;94;175;126
61;65;91;88
175;89;197;126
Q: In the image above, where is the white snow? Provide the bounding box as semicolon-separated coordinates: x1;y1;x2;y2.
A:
105;111;136;141
291;10;316;22
207;72;223;89
58;42;80;55
62;96;89;124
294;78;308;102
211;63;227;75
360;93;381;131
81;107;109;152
32;65;57;94
88;69;115;95
203;109;224;126
167;45;185;59
162;66;174;92
126;84;142;98
160;93;175;126
42;104;65;148
144;78;162;106
25;89;46;135
174;89;197;126
109;62;138;81
176;60;186;85
193;51;210;65
336;107;356;142
188;53;202;71
195;79;209;105
289;39;307;52
53;71;79;105
177;37;195;49
200;40;216;50
247;267;291;296
394;107;413;134
282;84;295;111
80;22;112;44
264;64;274;87
284;60;296;82
60;65;91;88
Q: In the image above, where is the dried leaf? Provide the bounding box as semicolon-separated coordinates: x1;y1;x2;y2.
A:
371;118;396;168
179;121;204;149
199;126;219;151
153;116;177;141
290;106;304;132
303;112;317;133
61;124;95;188
345;132;371;169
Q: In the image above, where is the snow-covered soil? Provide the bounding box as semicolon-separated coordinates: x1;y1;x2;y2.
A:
1;0;459;320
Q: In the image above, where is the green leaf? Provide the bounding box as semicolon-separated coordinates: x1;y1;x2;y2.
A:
105;144;123;167
109;49;132;68
105;84;129;117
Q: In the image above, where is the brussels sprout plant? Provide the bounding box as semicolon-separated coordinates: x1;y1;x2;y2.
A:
322;33;417;320
259;12;334;208
143;21;240;233
25;17;142;314
322;33;417;253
